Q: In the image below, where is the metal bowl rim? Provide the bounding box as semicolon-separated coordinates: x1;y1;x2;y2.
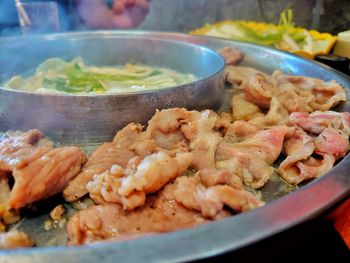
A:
0;34;226;97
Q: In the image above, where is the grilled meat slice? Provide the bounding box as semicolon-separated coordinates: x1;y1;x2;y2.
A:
67;182;213;245
10;146;86;209
63;123;140;202
0;231;34;249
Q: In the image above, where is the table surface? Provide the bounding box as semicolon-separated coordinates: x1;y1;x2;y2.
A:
200;200;350;262
332;197;350;248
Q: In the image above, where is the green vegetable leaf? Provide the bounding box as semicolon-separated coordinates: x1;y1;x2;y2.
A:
41;59;190;94
230;8;305;48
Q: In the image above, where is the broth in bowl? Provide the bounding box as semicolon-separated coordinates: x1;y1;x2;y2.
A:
4;57;197;94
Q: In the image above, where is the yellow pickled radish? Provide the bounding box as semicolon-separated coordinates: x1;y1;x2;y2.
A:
334;30;350;58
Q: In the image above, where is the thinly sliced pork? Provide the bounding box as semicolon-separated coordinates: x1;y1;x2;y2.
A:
63;123;140;201
87;152;192;210
10;146;86;209
174;175;264;219
219;47;243;66
289;111;350;135
0;130;86;209
0;231;34;249
67;182;214;245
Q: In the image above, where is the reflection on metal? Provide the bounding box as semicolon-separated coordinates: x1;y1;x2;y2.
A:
15;0;31;27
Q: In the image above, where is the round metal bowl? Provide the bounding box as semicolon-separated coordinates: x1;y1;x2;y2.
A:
0;34;225;144
1;31;350;263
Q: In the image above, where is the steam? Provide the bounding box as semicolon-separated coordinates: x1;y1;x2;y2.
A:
0;0;20;36
0;1;101;36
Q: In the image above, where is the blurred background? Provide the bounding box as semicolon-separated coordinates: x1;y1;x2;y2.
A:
140;0;350;34
0;0;349;35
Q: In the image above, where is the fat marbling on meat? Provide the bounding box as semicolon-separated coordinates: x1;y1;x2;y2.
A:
63;123;141;202
174;174;264;219
226;66;346;113
67;182;215;245
289;111;350;135
10;146;86;209
87;151;192;210
279;109;350;184
0;130;86;210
